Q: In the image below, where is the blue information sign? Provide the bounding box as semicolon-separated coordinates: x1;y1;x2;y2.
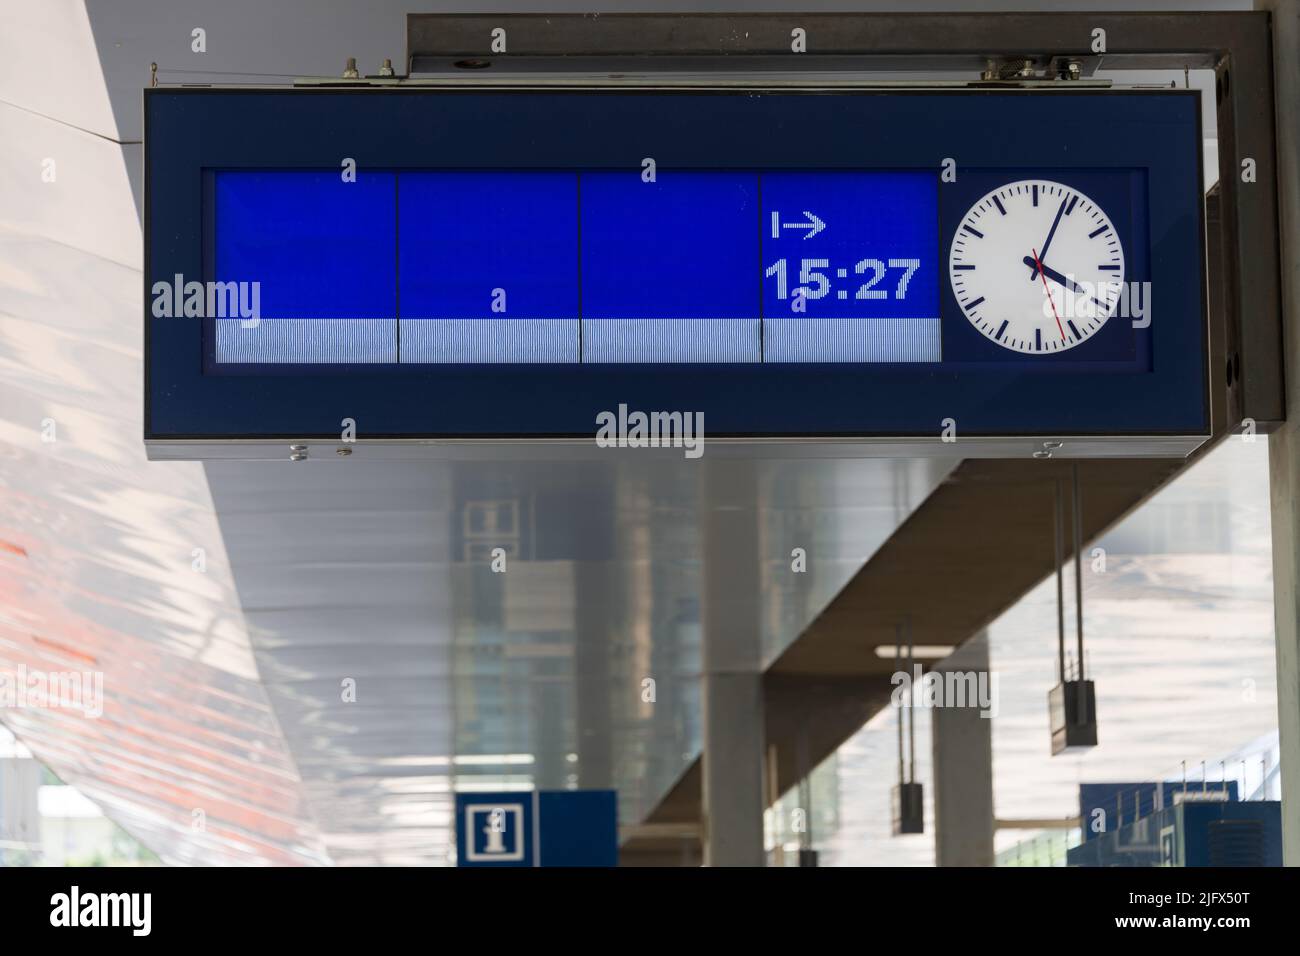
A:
454;790;618;867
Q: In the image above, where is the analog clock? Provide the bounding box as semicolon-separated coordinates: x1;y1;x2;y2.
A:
948;179;1126;354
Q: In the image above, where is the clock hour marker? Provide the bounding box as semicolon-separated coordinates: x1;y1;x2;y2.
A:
1032;185;1039;206
953;264;975;270
993;195;1007;216
1099;264;1120;271
962;225;984;239
1067;320;1082;340
965;296;985;310
1035;328;1042;351
996;320;1008;340
1065;195;1078;215
1088;225;1109;238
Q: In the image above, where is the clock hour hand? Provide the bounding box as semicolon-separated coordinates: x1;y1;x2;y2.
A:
1022;255;1085;295
1029;197;1068;280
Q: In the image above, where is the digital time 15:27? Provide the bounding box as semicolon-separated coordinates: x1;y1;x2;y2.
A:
764;257;922;303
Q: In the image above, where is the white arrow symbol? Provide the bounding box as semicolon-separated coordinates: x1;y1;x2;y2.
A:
771;210;826;240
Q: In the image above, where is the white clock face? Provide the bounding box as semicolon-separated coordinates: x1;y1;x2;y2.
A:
949;179;1126;354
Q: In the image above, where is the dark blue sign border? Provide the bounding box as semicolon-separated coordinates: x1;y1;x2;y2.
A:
145;88;1207;440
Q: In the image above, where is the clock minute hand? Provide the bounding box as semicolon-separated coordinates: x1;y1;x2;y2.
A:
1021;255;1085;296
1029;197;1068;280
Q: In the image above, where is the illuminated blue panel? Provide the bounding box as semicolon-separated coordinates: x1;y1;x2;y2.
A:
399;172;580;363
580;171;761;363
761;171;939;362
211;171;937;365
214;171;397;363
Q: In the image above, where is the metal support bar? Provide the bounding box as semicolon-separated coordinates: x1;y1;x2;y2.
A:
907;617;916;783
895;625;905;786
407;11;1284;433
411;12;1243;67
1263;0;1300;866
1055;479;1066;682
1073;464;1085;687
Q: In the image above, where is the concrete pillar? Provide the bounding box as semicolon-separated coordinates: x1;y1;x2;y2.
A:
931;632;995;866
575;561;615;791
701;672;766;866
1264;0;1300;866
700;461;766;867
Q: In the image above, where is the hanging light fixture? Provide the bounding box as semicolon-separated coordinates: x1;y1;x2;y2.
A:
1049;465;1098;754
892;619;924;833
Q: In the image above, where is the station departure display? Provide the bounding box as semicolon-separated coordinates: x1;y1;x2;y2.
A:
144;88;1206;444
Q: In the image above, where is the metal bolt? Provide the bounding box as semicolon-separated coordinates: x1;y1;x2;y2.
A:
290;452;308;462
1033;450;1053;460
379;58;395;77
342;57;360;79
1067;60;1082;81
336;447;353;457
1043;441;1064;449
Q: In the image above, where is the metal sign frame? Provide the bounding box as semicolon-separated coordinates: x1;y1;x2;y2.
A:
141;11;1282;461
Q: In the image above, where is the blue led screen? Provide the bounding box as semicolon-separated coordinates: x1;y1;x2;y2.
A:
211;169;940;366
215;171;397;319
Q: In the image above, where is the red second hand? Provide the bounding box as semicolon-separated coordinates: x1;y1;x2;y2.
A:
1034;247;1067;341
